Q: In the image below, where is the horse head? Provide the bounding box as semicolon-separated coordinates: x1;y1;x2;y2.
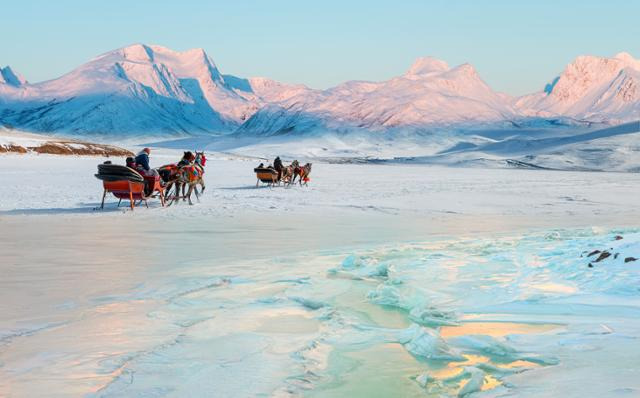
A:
195;151;206;167
182;151;195;162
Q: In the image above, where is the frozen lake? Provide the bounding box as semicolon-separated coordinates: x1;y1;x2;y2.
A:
1;153;640;397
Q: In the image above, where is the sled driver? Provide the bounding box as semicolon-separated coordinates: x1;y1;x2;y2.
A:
274;156;283;180
135;147;159;177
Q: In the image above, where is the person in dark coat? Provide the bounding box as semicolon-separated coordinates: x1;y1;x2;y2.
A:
134;147;158;177
274;156;283;180
135;148;151;171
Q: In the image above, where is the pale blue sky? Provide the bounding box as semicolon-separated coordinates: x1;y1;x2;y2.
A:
2;0;638;95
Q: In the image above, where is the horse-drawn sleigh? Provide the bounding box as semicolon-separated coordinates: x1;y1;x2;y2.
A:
95;150;207;210
254;160;312;187
95;163;165;210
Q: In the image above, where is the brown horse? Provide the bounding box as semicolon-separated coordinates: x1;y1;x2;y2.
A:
193;151;206;194
293;162;312;186
160;151;194;201
168;151;206;205
281;165;294;184
172;164;203;205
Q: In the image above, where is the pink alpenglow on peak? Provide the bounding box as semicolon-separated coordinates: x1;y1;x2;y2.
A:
516;52;640;123
0;44;304;136
405;57;450;76
0;46;639;137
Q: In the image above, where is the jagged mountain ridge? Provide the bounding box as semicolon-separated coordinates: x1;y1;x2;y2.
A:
239;57;520;136
0;44;306;137
0;45;638;137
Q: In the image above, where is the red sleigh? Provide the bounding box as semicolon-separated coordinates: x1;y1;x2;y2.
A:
95;163;165;210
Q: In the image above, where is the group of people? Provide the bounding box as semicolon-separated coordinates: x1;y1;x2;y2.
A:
256;156;311;186
126;147;157;177
257;156;286;180
127;147;207;182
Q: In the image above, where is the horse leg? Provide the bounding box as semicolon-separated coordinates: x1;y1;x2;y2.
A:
186;185;195;205
164;181;173;200
172;183;181;205
194;184;200;202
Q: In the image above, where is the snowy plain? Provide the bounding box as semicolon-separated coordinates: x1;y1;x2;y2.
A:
1;150;640;397
2;38;640;398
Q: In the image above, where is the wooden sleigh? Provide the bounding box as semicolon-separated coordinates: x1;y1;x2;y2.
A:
96;164;165;210
254;167;280;186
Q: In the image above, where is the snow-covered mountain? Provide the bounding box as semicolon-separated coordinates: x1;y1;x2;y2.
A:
1;46;638;139
0;44;305;137
517;52;640;123
239;57;519;136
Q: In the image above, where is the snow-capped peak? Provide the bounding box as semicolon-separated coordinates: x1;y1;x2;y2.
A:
549;54;638;101
0;66;27;87
0;44;258;136
613;52;640;71
445;63;479;78
121;43;155;63
516;52;640;122
111;44;224;83
405;57;450;75
614;51;637;63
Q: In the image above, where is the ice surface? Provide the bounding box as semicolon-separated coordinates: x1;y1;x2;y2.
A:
1;153;640;397
396;324;464;361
